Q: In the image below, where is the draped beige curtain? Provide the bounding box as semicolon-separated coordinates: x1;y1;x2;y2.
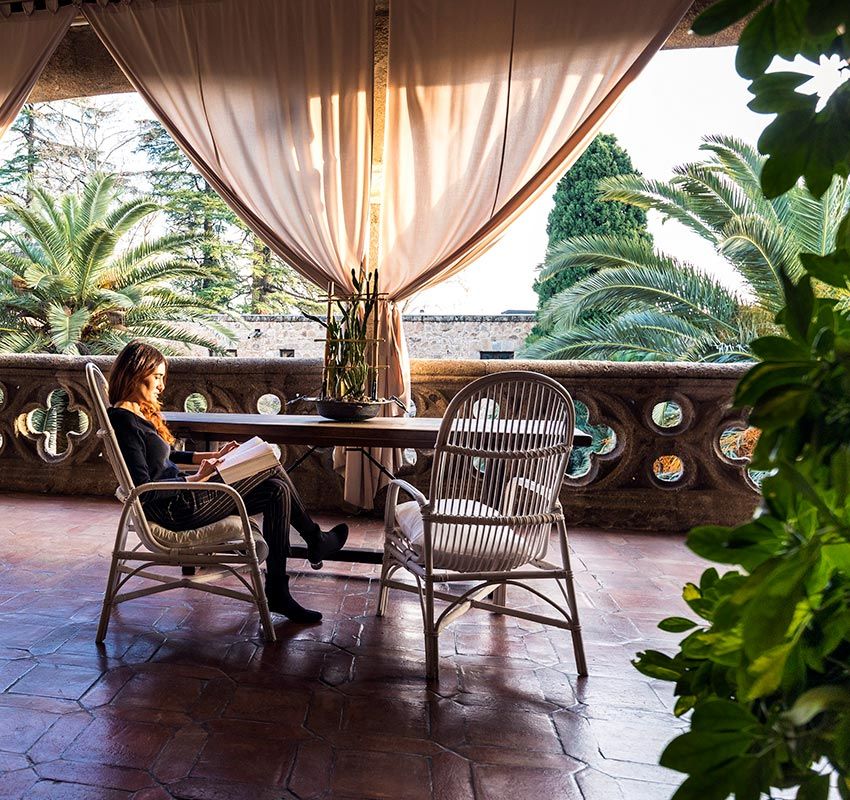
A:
84;0;373;292
331;0;693;508
0;6;75;141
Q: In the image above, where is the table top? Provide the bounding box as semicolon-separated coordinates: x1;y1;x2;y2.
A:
164;412;593;449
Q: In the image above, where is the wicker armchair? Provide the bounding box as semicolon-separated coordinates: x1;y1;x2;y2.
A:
85;363;276;643
378;370;586;682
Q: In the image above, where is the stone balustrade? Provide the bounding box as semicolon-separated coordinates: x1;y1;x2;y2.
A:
0;354;759;532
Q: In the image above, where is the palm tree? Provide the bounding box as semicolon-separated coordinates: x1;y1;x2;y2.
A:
0;173;233;354
523;135;850;362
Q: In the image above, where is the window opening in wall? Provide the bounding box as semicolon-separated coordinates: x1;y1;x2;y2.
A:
479;351;513;360
279;349;295;358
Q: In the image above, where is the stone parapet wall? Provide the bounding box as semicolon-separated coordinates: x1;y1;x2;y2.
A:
191;315;535;360
0;355;758;532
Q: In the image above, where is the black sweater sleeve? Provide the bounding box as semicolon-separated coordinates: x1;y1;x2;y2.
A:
170;449;196;465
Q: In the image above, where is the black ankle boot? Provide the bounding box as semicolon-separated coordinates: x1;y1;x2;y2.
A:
303;523;349;569
264;575;322;623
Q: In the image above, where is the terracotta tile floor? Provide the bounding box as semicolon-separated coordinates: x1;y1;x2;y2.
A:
0;492;706;800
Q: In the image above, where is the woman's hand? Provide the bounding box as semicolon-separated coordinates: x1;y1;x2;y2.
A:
186;457;220;482
215;441;240;458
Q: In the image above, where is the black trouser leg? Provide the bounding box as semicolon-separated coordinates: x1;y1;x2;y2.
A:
241;474;292;578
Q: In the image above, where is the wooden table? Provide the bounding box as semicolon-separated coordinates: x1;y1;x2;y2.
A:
163;412;593;450
163;412;592;565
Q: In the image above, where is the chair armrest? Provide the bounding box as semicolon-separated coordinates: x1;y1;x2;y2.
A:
129;482;254;546
384;479;429;531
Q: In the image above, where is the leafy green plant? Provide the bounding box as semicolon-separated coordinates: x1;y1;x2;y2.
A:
633;2;850;798
305;269;380;401
0;173;232;354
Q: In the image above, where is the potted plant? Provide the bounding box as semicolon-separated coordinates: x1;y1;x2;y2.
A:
304;268;398;420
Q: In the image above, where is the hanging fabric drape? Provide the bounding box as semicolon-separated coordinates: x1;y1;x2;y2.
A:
0;6;75;141
84;0;373;292
330;0;693;508
73;0;689;509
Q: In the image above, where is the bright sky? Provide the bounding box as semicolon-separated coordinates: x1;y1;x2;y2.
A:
7;44;840;315
408;46;769;314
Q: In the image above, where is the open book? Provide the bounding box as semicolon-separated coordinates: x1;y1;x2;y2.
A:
214;436;281;484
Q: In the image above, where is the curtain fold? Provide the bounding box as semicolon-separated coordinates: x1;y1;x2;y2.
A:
84;0;373;292
376;0;693;414
0;7;75;141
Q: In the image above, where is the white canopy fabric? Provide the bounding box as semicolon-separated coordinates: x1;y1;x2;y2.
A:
0;6;75;141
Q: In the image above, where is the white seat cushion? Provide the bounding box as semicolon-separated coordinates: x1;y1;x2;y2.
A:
147;516;268;562
395;499;527;571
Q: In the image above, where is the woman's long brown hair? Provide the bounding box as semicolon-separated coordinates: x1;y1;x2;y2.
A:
108;341;175;445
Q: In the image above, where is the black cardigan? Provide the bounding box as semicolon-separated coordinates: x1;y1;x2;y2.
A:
107;407;196;505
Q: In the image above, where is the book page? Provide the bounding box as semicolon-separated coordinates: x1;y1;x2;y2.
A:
216;438;281;484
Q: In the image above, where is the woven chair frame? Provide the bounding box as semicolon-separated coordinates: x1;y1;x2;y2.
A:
378;370;587;682
85;362;275;643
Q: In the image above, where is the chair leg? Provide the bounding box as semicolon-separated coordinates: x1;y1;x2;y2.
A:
491;583;507;610
377;551;393;617
423;578;439;683
96;551;122;644
249;559;275;642
558;520;588;676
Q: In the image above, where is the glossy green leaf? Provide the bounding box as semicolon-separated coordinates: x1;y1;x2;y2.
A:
633;650;681;681
749;335;811;361
736;5;777;79
659;616;699;633
662;730;754;773
797;774;831;800
691;0;764;36
800;251;850;288
805;0;848;35
747;71;816;113
749;385;812;428
784;685;850;726
735;361;811;405
778;273;814;343
746;641;795;698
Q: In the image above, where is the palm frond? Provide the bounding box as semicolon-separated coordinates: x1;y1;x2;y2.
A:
29;185;71;240
0;325;50;354
0;197;70;269
522;313;689;361
45;303;91;355
543;262;741;335
672;164;756;231
1;232;51;271
697;135;785;220
103;232;200;283
718;214;797;308
783;176;850;257
108;259;211;291
0;251;36;277
73;225;118;301
124;321;224;353
79;173;118;227
597;173;718;242
101;198;161;239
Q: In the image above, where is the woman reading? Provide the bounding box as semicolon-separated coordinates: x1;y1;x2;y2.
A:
106;340;347;623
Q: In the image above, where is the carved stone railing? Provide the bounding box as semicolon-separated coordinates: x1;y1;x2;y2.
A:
0;355;759;532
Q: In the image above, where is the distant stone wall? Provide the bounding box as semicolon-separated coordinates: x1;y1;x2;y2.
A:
191;315;535;360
